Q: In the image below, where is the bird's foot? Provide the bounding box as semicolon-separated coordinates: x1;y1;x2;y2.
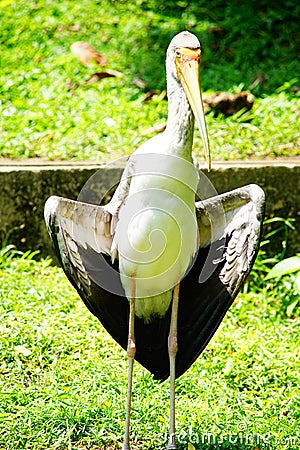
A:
122;444;131;450
166;440;178;450
122;438;131;450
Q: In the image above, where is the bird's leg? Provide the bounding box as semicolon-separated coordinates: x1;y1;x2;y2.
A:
123;276;136;450
166;282;180;450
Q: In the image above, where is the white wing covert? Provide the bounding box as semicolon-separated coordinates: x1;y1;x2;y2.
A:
196;184;265;296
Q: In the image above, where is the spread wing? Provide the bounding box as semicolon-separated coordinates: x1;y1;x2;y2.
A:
173;183;265;379
44;183;265;381
196;183;265;296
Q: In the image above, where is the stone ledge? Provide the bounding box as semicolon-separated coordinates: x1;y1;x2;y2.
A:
0;161;299;258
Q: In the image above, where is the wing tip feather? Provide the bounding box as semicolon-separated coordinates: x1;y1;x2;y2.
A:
44;196;61;228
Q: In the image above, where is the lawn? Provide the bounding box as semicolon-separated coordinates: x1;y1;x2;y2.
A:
1;0;300;163
0;246;299;449
1;2;299;449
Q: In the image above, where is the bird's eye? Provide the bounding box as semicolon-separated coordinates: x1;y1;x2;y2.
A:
175;50;181;59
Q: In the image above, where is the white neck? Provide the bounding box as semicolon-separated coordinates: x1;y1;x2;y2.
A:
164;72;195;160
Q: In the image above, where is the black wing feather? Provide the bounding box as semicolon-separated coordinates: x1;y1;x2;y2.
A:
44;184;265;382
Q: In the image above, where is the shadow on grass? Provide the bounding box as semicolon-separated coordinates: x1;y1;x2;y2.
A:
127;0;300;94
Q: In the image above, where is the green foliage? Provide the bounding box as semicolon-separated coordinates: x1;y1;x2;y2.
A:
245;217;299;318
1;0;299;161
265;255;300;317
266;255;300;280
0;242;299;449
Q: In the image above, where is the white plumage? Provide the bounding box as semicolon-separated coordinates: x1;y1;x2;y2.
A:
44;31;265;450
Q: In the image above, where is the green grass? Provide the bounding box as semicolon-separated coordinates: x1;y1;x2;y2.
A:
0;248;299;449
1;0;299;162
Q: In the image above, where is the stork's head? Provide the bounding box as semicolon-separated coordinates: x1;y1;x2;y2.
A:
167;31;211;170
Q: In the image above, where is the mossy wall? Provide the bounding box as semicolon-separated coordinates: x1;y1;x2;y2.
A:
0;162;299;259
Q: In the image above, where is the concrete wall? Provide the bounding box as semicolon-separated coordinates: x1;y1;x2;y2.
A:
0;160;299;259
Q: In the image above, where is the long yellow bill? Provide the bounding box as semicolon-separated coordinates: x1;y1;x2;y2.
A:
178;48;211;171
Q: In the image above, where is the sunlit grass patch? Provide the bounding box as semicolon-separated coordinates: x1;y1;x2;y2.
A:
1;0;299;162
0;246;299;449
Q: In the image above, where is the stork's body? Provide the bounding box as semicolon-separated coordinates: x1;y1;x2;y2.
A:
113;153;200;449
116;150;199;320
111;32;207;324
107;33;210;448
44;31;265;450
